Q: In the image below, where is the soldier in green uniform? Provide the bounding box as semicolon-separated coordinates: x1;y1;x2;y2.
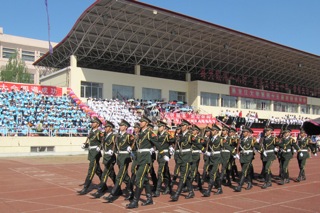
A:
147;123;158;192
189;125;204;192
295;129;310;182
78;117;103;195
234;127;260;192
126;116;159;209
171;126;182;185
91;121;117;198
201;127;212;185
125;122;140;201
104;120;134;203
152;121;175;197
277;129;300;185
202;125;233;196
219;126;236;188
227;127;239;182
170;119;203;201
260;126;277;189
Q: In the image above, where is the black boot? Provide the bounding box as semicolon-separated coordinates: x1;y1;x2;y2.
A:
234;176;245;192
152;179;162;197
196;173;203;191
214;178;223;195
91;183;108;198
77;179;91;195
301;170;306;181
126;187;142;209
233;165;239;178
142;182;154;206
170;180;184;201
125;180;133;200
185;179;195;199
162;178;172;195
296;170;302;182
261;173;271;189
103;185;120;203
172;175;177;184
202;179;214;197
246;175;253;190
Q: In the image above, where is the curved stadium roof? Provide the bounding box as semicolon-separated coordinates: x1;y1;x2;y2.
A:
34;0;320;88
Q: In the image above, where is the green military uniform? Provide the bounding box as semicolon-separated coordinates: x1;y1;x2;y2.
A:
104;120;134;203
126;116;159;209
277;129;300;185
78;117;103;195
170;120;203;201
189;125;205;192
152;121;175;197
296;130;310;182
234;127;260;192
201;129;212;185
202;125;224;197
260;126;277;189
227;128;239;182
91;122;117;198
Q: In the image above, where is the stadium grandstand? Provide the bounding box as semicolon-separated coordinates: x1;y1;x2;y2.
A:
1;0;320;156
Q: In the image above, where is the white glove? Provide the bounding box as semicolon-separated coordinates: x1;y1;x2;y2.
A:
315;153;318;156
106;150;113;155
163;155;170;161
299;152;303;157
293;149;297;153
81;143;86;149
205;151;211;156
234;154;240;159
169;146;175;152
274;147;279;152
150;147;155;155
127;146;132;153
96;146;101;152
263;151;267;157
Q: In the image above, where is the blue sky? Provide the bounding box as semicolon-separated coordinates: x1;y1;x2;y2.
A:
0;0;319;55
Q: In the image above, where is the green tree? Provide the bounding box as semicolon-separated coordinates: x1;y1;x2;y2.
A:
0;50;31;83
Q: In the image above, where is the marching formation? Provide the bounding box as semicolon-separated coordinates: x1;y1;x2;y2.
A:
77;116;315;209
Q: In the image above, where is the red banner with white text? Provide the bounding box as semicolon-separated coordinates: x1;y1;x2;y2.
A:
164;113;216;125
0;82;62;96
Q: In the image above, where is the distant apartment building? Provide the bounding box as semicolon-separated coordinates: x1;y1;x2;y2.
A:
0;27;57;84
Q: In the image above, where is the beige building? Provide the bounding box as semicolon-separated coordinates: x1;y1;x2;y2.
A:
0;27;57;84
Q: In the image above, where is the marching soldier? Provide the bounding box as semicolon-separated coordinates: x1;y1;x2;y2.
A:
201;127;212;185
228;127;239;182
126;116;159;209
147;123;158;192
152;121;175;197
189;125;204;192
260;126;277;189
202;125;225;197
296;129;310;182
170;119;203;201
171;126;182;185
234;127;260;192
104;120;134;203
277;128;300;185
91;121;117;198
78;117;103;195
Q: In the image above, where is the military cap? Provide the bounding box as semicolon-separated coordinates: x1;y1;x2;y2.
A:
230;127;237;133
148;123;154;129
221;125;230;131
91;116;102;125
158;121;167;127
264;126;274;132
242;126;252;133
204;126;213;132
133;122;140;129
105;120;115;128
211;124;221;131
119;119;131;127
282;128;291;134
140;115;152;123
180;119;191;126
191;125;201;132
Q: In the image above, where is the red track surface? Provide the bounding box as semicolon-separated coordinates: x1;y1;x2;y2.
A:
0;154;319;213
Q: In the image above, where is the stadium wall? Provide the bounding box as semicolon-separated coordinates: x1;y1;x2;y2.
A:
0;137;87;157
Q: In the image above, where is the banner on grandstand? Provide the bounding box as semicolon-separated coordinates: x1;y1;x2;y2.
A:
0;82;62;96
230;86;307;104
164;113;216;125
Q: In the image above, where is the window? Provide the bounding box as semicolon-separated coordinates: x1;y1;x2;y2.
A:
241;98;270;110
221;95;237;108
274;101;298;113
200;92;219;106
2;47;15;59
169;91;186;102
21;50;35;61
312;105;320;115
300;104;311;114
142;87;161;101
112;84;134;100
81;81;103;99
